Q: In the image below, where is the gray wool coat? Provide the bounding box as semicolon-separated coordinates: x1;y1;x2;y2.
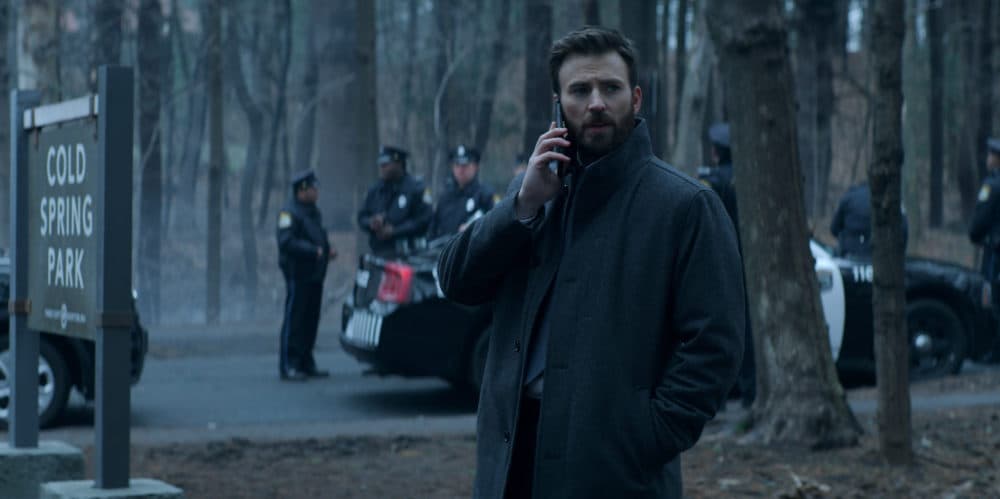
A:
437;120;745;499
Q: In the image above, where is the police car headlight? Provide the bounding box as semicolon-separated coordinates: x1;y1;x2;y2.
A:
816;269;834;292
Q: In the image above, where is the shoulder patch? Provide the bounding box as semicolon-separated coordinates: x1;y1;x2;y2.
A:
699;178;712;188
493;193;501;204
979;184;991;202
423;188;433;205
278;211;293;229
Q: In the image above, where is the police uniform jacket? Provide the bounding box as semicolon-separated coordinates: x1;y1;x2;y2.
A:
428;177;496;240
437;120;745;499
357;173;432;255
278;199;330;282
970;171;1000;278
698;163;737;226
830;184;873;257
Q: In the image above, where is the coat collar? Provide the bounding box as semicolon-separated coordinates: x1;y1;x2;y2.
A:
570;118;652;210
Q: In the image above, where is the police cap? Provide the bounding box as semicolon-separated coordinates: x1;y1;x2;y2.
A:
988;138;1000;155
450;144;480;165
708;122;730;149
291;169;318;190
378;145;408;166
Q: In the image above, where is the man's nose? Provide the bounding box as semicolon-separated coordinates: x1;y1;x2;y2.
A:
587;90;607;112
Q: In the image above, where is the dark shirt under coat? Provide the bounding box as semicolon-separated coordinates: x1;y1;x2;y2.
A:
970;171;1000;280
428;177;496;240
277;199;330;282
357;173;432;256
437;120;745;498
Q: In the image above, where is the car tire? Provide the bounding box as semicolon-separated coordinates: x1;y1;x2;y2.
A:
906;299;966;379
0;336;71;429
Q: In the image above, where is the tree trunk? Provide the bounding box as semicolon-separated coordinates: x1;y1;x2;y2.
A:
355;0;378;250
901;0;925;243
671;9;712;175
92;0;122;90
0;0;10;250
399;0;419;143
138;0;164;324
206;0;224;324
869;0;911;466
975;0;993;182
472;0;511;152
705;0;860;449
673;0;689;144
927;1;943;228
257;0;293;229
294;0;318;177
951;2;979;222
522;0;553;158
620;0;662;156
229;10;263;319
794;0;835;218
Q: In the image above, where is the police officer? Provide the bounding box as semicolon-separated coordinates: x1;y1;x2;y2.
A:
970;139;1000;318
427;145;497;240
357;146;433;256
698;123;738;223
700;122;754;408
831;183;909;258
277;169;337;381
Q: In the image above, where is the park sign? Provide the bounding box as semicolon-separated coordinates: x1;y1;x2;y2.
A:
26;120;99;337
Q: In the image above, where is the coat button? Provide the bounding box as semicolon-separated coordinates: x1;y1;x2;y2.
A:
514;340;521;353
504;431;511;443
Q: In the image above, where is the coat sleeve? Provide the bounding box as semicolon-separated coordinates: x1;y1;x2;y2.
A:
648;190;745;460
437;196;534;306
357;188;376;235
393;188;432;238
278;217;320;258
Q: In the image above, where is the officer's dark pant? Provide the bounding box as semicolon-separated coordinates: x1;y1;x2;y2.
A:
279;278;323;373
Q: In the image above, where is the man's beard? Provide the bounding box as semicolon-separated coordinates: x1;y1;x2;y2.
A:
569;108;636;162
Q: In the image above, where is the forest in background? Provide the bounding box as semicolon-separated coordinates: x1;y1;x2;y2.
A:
0;0;994;325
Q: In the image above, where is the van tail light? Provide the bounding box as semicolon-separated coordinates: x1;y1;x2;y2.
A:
377;262;414;304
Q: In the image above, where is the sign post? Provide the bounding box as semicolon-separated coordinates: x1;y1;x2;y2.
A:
7;66;181;497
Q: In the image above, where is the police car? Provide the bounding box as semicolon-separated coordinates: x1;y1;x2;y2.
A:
0;256;149;427
341;239;998;390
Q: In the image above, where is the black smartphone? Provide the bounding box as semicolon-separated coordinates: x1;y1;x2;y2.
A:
549;99;564;176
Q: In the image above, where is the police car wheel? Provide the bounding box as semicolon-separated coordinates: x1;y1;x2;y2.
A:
0;336;72;429
906;299;966;379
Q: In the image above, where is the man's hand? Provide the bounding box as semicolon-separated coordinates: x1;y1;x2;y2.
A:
369;214;385;232
517;123;571;219
376;224;394;240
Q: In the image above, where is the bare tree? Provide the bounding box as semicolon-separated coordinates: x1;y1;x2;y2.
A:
671;9;712;175
794;0;835;218
522;0;553;157
257;0;293;229
355;0;379;234
0;0;10;249
229;6;265;318
869;0;912;466
138;0;164;323
620;0;662;155
205;0;224;324
92;0;123;89
705;0;860;448
472;0;512;152
673;0;689;143
927;0;943;227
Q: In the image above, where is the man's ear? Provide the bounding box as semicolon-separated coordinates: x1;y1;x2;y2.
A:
632;86;643;114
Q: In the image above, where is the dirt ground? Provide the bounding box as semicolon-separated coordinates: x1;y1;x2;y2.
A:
90;370;1000;499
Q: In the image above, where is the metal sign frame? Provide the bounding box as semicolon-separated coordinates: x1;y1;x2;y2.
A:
9;66;134;489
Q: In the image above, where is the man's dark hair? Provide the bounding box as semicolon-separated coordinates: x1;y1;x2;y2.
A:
549;26;638;95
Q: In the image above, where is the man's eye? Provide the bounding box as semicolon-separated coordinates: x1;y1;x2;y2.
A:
605;84;621;93
569;87;588;96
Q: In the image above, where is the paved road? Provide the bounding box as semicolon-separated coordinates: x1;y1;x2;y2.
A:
41;323;478;447
27;322;1000;448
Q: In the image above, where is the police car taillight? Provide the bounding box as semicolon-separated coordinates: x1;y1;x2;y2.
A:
377;262;414;304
